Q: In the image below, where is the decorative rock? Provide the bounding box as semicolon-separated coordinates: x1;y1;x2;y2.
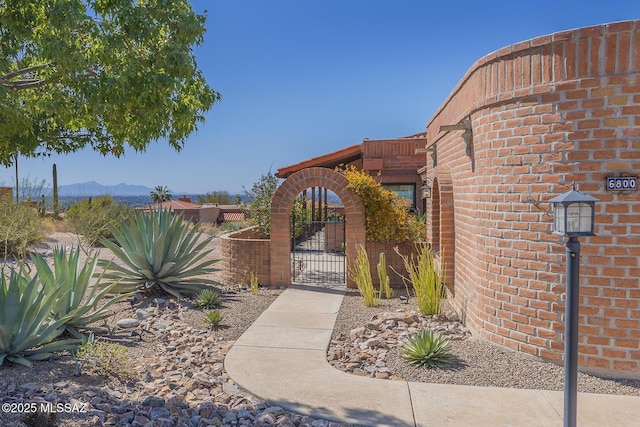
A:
262;406;285;417
223;382;240;395
328;310;471;379
116;318;140;329
136;308;152;320
18;382;38;392
142;396;166;407
255;412;276;424
149;406;171;420
364;337;386;349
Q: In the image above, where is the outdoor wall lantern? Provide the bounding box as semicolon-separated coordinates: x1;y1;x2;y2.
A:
549;184;598;427
421;179;432;199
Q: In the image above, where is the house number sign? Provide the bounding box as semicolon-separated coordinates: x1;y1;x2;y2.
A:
607;177;637;191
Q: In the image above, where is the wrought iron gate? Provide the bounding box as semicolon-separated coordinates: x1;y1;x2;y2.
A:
291;218;346;285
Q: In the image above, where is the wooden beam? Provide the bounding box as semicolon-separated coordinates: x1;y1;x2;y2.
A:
438;120;472;132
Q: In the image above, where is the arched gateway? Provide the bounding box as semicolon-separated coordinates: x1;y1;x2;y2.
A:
270;167;365;288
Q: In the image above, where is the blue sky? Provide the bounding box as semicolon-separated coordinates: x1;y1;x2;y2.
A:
4;0;639;194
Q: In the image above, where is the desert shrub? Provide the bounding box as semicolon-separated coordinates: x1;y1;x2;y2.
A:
290;195;312;239
65;196;134;246
395;244;445;315
0;194;44;259
99;208;220;299
338;165;425;242
403;330;454;368
75;336;133;383
243;170;280;238
197;220;252;237
348;244;379;307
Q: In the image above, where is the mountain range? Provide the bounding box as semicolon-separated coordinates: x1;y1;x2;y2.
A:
56;181;169;197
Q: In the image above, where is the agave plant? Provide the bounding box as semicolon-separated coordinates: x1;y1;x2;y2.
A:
402;330;455;368
195;288;222;309
204;310;225;328
31;246;132;337
98;208;220;299
0;267;79;367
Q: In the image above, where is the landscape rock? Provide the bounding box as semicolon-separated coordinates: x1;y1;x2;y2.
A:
328;310;471;379
135;308;152;320
116;318;140;329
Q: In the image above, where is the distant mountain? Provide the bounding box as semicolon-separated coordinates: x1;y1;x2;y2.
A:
58;181;161;196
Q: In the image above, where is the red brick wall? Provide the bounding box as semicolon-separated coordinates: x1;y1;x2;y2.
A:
220;227;271;286
362;137;424;192
423;20;640;378
365;241;419;287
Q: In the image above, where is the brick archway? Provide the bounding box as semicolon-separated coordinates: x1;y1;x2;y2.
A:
270;167;365;288
431;168;455;290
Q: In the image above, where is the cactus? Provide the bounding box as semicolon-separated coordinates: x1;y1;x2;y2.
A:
53;163;59;218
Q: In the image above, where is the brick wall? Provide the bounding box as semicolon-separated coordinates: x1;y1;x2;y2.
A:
219;227;271;286
362;136;425;177
365;241;419;287
423;20;640;378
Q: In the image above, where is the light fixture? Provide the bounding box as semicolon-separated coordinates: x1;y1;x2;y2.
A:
548;183;598;427
421;179;432;199
549;183;598;237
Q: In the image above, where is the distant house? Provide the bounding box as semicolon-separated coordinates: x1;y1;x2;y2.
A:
141;196;246;224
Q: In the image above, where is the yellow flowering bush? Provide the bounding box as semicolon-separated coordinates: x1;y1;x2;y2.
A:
338;165;425;242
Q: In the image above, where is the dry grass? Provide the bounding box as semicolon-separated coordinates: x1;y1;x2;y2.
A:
40;217;71;233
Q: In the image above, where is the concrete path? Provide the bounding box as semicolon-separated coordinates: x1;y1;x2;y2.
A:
224;285;640;427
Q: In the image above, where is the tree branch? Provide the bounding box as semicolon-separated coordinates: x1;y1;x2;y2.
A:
1;63;55;91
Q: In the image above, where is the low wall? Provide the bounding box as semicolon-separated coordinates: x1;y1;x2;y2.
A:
365;241;420;287
324;222;346;252
219;227;271;287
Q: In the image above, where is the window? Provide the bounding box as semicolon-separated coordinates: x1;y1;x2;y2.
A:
382;184;415;208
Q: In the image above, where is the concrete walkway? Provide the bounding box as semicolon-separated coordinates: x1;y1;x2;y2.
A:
224;285;640;427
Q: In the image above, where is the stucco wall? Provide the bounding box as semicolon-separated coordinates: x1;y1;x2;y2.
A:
423;20;640;378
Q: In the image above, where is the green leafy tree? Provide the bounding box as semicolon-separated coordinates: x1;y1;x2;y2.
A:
150;185;172;204
243;170;280;237
0;0;220;165
198;190;231;205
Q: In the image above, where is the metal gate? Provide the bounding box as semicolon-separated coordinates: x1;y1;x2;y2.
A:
291;218;346;285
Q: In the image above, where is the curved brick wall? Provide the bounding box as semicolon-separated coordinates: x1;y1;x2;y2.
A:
219;227;271;287
424;20;640;378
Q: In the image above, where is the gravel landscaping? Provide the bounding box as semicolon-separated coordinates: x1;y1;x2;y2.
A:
1;232;638;427
330;289;640;396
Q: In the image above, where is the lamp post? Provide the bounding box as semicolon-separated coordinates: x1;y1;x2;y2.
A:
549;184;598;427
